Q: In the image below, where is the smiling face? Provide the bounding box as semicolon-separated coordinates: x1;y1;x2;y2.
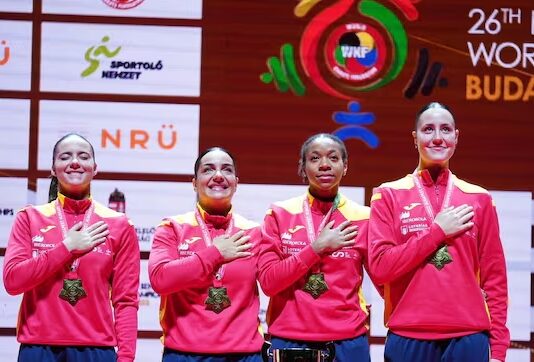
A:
301;136;347;200
51;135;97;200
192;149;238;215
413;107;459;169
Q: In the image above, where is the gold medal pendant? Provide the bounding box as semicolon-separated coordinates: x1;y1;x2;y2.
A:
59;278;87;306
429;245;453;270
303;272;329;299
205;286;231;314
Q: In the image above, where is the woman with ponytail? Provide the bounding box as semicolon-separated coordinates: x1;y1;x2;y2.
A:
3;133;140;362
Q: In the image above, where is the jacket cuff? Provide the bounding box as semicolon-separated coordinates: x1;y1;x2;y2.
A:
428;223;447;248
490;343;507;362
196;245;224;271
297;245;321;268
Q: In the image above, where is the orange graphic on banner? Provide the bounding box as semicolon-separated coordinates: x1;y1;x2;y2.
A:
0;40;10;66
466;74;534;101
101;125;178;150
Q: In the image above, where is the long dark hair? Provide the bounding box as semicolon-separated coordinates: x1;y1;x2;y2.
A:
297;133;348;180
193;147;237;177
48;133;95;202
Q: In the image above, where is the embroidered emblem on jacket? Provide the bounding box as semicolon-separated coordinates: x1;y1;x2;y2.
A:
32;235;44;243
288;225;304;233
403;202;421;211
185;237;201;244
39;225;56;233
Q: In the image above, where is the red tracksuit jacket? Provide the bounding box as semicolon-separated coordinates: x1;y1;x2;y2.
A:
258;193;372;341
368;169;509;361
148;205;263;354
3;194;140;362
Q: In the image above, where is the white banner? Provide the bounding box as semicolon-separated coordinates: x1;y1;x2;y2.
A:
137;338;164;361
38;100;199;174
0;178;29;248
0;20;32;91
139;260;160;331
40;22;201;96
0;0;32;13
43;0;202;20
0;99;30;169
0;336;19;361
491;190;532;341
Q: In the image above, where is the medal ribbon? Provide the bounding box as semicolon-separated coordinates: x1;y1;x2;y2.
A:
302;194;339;272
194;207;234;287
412;169;454;223
55;199;94;276
302;194;339;244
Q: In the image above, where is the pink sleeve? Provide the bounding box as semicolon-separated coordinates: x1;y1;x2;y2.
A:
3;210;72;295
257;210;320;297
111;218;140;362
478;195;509;362
148;221;224;295
368;187;446;285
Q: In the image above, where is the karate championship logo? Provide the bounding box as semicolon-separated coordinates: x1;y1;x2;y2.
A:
102;0;145;10
261;0;447;148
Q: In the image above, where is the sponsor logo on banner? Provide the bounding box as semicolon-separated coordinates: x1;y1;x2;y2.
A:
139;282;159;306
102;0;145;10
324;23;386;83
0;40;10;66
81;36;164;80
136;226;156;244
260;1;450;148
1;208;14;216
101;124;178;150
81;36;121;77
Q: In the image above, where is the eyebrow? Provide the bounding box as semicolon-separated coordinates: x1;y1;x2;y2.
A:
58;151;91;156
421;123;454;127
200;163;234;168
309;150;340;154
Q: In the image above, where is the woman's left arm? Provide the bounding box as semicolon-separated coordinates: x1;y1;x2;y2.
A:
111;218;140;362
478;194;509;362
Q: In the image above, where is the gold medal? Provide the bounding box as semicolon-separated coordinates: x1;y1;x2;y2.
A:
59;278;87;305
429;245;453;270
205;286;231;313
303;272;329;299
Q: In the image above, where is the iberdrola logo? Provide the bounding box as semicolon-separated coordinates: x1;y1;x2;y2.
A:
261;0;445;148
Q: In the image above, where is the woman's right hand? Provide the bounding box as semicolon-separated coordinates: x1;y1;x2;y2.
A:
434;204;474;238
63;221;110;253
213;230;252;262
311;220;358;255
